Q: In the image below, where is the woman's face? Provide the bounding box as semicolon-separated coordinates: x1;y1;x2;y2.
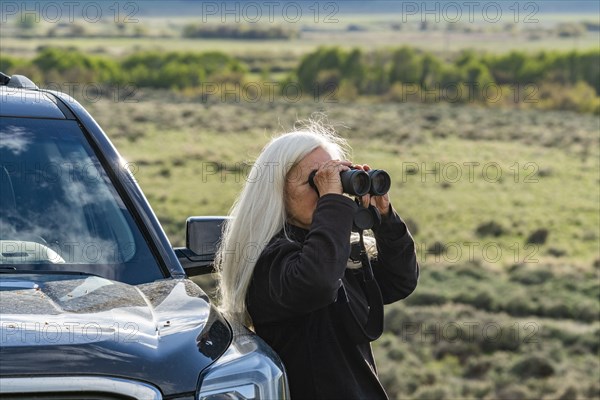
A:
285;147;332;229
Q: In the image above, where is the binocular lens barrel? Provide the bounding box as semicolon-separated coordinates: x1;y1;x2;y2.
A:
340;169;370;196
368;170;391;196
309;168;391;197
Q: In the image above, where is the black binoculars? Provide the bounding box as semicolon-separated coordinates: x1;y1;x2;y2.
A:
308;167;391;196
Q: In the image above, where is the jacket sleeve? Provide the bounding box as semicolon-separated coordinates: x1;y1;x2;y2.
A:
370;205;419;304
259;194;358;316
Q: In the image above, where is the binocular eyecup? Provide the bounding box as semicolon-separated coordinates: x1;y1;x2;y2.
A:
308;167;391;197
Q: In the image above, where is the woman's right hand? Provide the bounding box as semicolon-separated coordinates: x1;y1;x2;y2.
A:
311;160;352;196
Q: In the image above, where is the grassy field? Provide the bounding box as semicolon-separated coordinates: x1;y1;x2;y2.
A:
82;93;599;398
85;96;600;264
2;13;599;59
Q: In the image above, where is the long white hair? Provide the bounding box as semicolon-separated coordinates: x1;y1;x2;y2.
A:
215;123;350;325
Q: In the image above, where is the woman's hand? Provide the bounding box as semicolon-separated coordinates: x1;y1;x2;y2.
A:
355;164;391;217
312;160;352;196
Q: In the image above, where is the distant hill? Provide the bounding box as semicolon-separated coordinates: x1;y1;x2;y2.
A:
6;1;600;17
127;1;600;16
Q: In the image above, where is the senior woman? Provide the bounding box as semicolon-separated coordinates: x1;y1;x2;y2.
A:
215;125;419;400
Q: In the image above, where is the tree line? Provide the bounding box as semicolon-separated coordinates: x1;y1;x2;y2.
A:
182;24;297;40
294;46;599;112
1;46;598;113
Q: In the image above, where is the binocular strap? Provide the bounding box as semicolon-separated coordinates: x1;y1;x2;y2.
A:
336;277;384;344
335;232;384;344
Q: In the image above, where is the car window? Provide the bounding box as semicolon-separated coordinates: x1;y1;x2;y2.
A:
0;117;165;284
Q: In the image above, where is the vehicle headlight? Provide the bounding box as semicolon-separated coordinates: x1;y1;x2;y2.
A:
197;323;289;400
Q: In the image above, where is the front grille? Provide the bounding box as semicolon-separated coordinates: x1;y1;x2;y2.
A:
0;377;162;400
2;392;134;400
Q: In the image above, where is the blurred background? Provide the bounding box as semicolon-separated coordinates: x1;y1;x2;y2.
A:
1;1;598;398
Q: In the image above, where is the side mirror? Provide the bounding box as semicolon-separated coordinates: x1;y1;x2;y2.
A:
174;216;230;276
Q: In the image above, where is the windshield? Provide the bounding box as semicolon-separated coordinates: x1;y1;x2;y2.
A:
0;117;164;284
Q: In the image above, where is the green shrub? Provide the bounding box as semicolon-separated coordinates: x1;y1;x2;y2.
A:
509;267;554;285
526;228;549;245
452;290;498;312
412;385;452;400
494;384;533;400
510;355;555;378
389;46;422;85
404;217;419;235
433;341;479;363
538;81;600;114
32;47;122;84
463;358;493;379
404;290;447;306
475;221;506;237
557;386;578;400
451;263;490;281
503;295;536;317
0;55;25;74
427;241;446;256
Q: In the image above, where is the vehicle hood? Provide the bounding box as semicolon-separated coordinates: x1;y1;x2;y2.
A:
0;274;231;395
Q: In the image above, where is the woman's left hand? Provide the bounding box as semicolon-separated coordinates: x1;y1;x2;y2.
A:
354;164;390;217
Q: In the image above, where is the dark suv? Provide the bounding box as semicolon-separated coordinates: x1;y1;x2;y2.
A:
0;73;289;399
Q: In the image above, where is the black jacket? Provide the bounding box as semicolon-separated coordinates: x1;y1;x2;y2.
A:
247;194;419;399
